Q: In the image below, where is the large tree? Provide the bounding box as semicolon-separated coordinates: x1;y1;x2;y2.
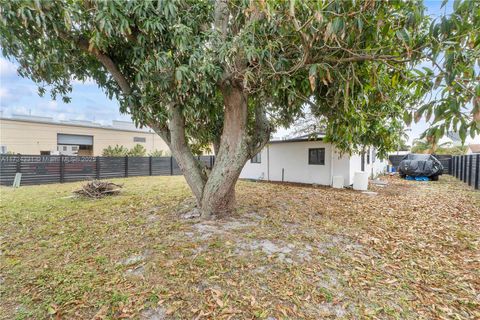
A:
1;0;478;217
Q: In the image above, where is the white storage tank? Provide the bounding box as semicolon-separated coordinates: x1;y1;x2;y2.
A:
353;171;369;191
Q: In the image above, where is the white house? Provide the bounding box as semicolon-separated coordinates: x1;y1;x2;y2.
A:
240;135;387;187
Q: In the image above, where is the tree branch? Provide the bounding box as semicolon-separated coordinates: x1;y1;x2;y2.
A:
71;34;208;198
167;104;208;201
321;54;411;64
75;38;132;95
249;104;271;156
214;0;229;40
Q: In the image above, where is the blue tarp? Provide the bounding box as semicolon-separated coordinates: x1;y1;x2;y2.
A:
405;176;430;181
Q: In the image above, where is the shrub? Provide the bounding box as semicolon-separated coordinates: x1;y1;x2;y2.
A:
149;149;167;157
102;145;129;157
128;144;146;157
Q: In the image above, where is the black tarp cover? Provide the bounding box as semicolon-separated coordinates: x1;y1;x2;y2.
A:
397;154;443;177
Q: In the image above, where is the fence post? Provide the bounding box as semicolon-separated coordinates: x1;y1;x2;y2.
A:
149;156;152;176
448;158;452;175
454;156;457;178
170;156;173;175
452;157;456;176
59;155;64;183
459;156;463;180
125;155;129;177
476;154;480;190
464;155;468;182
455;156;460;179
456;156;459;178
16;155;21;173
460;155;463;180
469;155;473;184
457;156;460;179
96;156;100;179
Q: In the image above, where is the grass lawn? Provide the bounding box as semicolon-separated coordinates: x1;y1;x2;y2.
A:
0;175;479;319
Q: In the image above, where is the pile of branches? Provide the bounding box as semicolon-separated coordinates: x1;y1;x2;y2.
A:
73;180;123;199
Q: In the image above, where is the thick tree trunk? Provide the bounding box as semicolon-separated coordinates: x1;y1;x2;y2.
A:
200;85;251;218
152;88;270;219
151;105;207;206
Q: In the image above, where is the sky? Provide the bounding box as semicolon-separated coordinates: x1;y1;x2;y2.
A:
0;0;477;144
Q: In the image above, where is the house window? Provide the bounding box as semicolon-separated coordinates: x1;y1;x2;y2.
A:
366;148;371;164
133;137;146;143
251;152;261;163
372;148;376;163
72;146;78;151
308;148;325;165
63;146;67;151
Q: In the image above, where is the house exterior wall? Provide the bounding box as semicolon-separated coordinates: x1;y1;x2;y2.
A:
268;141;332;185
240;140;333;186
369;156;388;178
241;141;388;187
348;150;388;185
331;149;351;186
240;147;269;180
0;118;169;156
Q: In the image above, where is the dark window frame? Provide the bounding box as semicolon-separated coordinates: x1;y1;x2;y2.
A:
308;148;325;165
133;137;146;143
251;152;261;163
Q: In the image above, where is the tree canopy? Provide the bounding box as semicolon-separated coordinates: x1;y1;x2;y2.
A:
1;1;478;154
1;0;478;216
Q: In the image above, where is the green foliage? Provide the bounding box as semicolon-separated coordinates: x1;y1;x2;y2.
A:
128;144;146;157
411;138;444;154
396;137;411;152
149;149;168;157
0;0;478;160
410;138;466;155
102;145;129;157
102;144;147;157
435;145;468;155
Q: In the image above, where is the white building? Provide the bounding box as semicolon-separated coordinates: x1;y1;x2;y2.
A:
240;135;387;187
467;144;480;154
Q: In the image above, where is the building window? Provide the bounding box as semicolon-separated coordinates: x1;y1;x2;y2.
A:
40;151;51;155
72;146;78;151
366;148;371;165
133;137;146;143
63;146;67;151
251;152;261;163
0;146;7;154
372;148;376;163
308;148;325;165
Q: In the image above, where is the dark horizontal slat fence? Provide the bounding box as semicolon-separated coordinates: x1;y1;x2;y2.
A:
0;155;215;186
